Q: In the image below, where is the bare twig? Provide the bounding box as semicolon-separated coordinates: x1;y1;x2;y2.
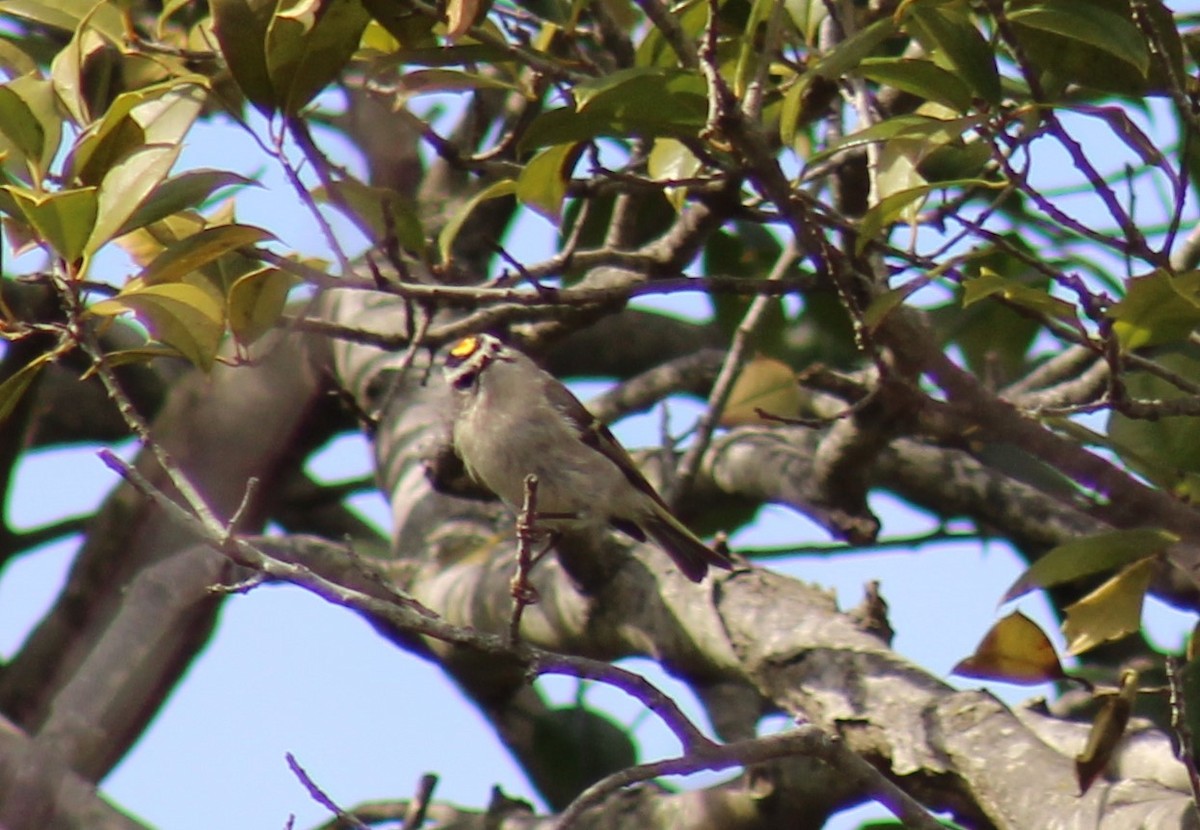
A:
670;240;800;504
287;753;370;830
92;447;720;762
554;724;943;830
509;474;542;644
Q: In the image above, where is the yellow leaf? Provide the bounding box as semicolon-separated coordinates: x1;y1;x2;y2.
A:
90;282;225;370
952;610;1064;684
1062;557;1156;656
720;357;801;426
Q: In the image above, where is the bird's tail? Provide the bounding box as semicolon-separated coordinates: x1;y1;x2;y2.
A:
641;509;733;583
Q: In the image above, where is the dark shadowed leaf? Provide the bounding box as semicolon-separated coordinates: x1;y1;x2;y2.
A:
1076;669;1138;793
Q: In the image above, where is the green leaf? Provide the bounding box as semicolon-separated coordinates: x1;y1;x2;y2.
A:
647;137;702;212
437;178;516;263
1002;528;1177;603
1110;269;1200;350
813;113;982;164
67;79;206;188
806;16;898;81
49;17;112;126
316;179;427;254
574;66;706;114
951;243;1051;383
0;184;98;263
87;143;183;255
520;69;707;150
857;184;928;251
1107;348;1200;486
720;357;801;425
961;267;1078;322
903;3;1001;105
0;352;52;430
89;282;226;370
114;170;258;239
856;57;973;113
398;68;521;94
228;266;298;346
784;0;827;44
1008;3;1149;77
139;224;275;285
264;0;371;114
0;0;125;40
516;142;580;220
0;75;62;176
211;0;278;113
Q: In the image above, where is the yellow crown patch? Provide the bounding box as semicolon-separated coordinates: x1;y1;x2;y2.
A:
449;336;481;359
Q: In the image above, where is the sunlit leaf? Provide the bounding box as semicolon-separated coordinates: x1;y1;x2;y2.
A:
0;184;98;264
228;267;298;346
1062;557;1156;656
89;282;226;370
516;143;580;220
139;224;274;285
1110;269;1200;350
445;0;491;39
0;352;52;430
962;268;1078;323
0;75;62;176
438;178;516;262
952;611;1065;685
87;143;183;256
721;357;800;426
647;138;703;212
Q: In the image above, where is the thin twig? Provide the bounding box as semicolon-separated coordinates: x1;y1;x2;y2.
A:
554;724;943;830
286;753;371;830
93;447;719;759
509;474;542;644
670;239;800;504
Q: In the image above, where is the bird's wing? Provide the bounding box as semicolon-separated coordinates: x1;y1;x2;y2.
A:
539;371;673;510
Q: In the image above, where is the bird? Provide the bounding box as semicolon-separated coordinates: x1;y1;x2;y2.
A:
442;333;733;582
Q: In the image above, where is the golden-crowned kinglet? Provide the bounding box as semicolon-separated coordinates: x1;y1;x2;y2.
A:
443;334;733;582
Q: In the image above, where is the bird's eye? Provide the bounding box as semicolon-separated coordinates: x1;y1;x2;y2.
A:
451;369;477;390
